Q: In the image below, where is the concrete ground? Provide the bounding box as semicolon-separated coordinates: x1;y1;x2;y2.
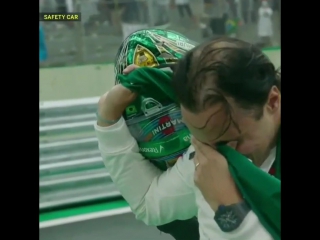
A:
40;213;173;240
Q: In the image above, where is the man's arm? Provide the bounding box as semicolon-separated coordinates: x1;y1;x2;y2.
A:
95;117;197;226
191;140;276;240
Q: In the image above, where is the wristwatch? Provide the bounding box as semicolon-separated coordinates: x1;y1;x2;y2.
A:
214;201;251;232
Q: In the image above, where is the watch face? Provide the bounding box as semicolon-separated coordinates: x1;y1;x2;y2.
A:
214;202;251;232
216;210;239;232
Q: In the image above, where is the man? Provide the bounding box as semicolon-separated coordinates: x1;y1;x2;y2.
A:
112;29;200;240
155;0;170;27
121;0;148;40
174;0;195;22
204;0;228;36
95;37;280;239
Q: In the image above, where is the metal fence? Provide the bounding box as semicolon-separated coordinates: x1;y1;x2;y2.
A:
40;0;280;67
39;98;120;211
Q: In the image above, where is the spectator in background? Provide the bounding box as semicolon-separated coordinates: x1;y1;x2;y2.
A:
84;0;111;35
55;0;74;28
104;0;125;35
121;0;148;40
205;0;228;36
39;0;47;64
227;0;238;19
156;0;170;26
174;0;195;23
56;0;67;12
39;24;48;64
241;0;256;24
199;0;213;38
258;0;273;47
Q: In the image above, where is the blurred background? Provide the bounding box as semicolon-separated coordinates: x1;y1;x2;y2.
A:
39;0;280;239
39;0;280;67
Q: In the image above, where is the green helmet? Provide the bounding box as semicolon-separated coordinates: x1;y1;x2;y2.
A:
114;29;197;170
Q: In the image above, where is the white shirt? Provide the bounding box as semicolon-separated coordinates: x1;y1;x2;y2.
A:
95;117;274;240
258;7;273;37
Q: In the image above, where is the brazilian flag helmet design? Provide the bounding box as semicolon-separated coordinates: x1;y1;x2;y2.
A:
114;29;198;170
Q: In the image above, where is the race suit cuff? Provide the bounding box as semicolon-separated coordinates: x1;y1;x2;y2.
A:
94;117;136;153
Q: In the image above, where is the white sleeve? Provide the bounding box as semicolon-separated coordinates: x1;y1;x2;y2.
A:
94;117;197;226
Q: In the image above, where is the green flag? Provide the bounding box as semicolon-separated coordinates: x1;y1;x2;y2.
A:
217;138;281;240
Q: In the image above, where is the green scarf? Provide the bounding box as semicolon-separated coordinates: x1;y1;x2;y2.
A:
217;135;281;240
118;67;281;239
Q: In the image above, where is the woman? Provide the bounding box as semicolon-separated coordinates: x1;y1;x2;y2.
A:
258;0;273;46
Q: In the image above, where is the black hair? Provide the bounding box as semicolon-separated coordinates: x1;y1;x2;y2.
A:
172;37;281;120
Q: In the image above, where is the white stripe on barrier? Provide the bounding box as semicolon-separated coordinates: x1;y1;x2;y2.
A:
40;172;110;187
40;137;97;149
39;97;100;109
39;121;94;132
39;207;132;228
40;113;95;124
39;157;102;170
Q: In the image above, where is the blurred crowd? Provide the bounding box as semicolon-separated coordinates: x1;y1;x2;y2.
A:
39;0;280;67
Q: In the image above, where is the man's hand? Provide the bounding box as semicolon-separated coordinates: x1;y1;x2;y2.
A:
192;137;242;211
97;83;137;127
123;64;139;74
